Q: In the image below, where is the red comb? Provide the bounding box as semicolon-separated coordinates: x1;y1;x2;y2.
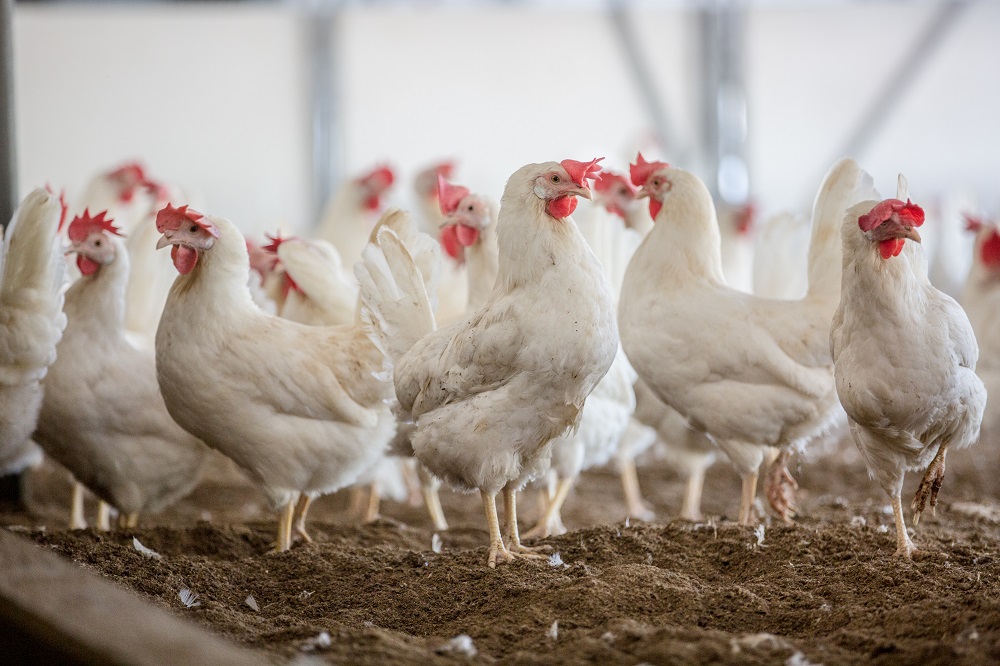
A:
963;213;986;233
262;230;295;254
560;158;604;187
858;198;925;233
593;171;637;196
155;203;219;238
437;175;470;216
434;161;455;179
359;165;395;189
108;161;146;182
736;201;757;235
629;153;670;187
67;209;122;242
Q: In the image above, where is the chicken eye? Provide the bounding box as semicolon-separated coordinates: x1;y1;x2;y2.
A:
652;179;660;187
551;175;560;183
467;204;475;212
94;239;103;247
190;225;199;233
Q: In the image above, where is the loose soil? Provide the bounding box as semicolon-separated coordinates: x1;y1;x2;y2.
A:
4;437;1000;665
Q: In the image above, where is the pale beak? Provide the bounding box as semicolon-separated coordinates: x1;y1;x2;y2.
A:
636;188;650;199
902;227;921;243
573;185;592;201
64;241;84;256
156;233;174;250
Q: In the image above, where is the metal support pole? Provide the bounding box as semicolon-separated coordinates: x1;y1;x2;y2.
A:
306;5;342;224
836;1;968;161
698;0;748;205
0;0;16;224
607;0;684;162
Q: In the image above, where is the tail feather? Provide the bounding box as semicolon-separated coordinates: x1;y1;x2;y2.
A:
278;238;358;325
355;227;436;371
806;157;878;300
369;209;441;310
0;188;67;382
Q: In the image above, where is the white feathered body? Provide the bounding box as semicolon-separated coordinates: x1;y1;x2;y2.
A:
0;190;67;474
620;160;872;476
833;202;987;496
156;217;394;509
381;166;619;496
36;236;208;514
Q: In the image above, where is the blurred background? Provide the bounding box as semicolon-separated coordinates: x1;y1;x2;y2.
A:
8;0;999;236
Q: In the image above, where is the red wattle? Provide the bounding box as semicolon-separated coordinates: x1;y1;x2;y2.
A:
879;238;905;260
546;196;578;219
981;231;1000;267
455;224;480;247
171;245;199;274
649;200;663;220
606;203;626;220
76;255;100;276
364;195;380;211
440;225;463;261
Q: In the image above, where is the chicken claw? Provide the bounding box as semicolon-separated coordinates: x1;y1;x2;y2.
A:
765;451;799;523
912;444;948;526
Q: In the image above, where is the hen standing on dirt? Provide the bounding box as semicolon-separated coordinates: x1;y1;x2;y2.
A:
357;159;618;567
831;182;986;558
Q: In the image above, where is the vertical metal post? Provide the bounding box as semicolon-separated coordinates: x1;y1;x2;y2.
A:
698;1;748;205
306;4;342;224
0;0;16;224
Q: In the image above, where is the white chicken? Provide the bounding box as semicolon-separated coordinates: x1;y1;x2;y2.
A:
154;204;399;552
961;213;1000;439
436;176;499;313
315;164;395;270
752;211;811;300
356;158;618;567
588;169;716;522
35;210;210;529
0;189;67;481
619;154;876;525
523;177;640;537
75;161;161;235
831;183;986;557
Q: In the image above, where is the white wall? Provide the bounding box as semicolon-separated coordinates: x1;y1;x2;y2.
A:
12;2;1000;237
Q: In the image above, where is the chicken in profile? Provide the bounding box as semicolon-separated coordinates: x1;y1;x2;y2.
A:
437;176;499;313
154;204;397;552
36;210;209;528
357;158;618;567
0;189;67;483
831;181;986;557
315;164;395;268
961;213;1000;440
619;154;875;524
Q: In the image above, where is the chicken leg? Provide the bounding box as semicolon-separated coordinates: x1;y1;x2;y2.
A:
96;501;112;532
679;466;706;522
912;442;948;525
891;492;916;558
364;481;381;523
271;497;296;553
293;493;314;543
70;481;87;530
417;463;448;530
482;490;513;568
765;449;799;522
620;458;654;521
738;471;759;526
118;512;138;530
524;475;574;539
502;484;547;558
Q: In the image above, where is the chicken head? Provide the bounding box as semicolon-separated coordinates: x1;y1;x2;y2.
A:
357;165;396;211
66;210;123;276
629;153;672;220
857;198;924;259
533;158;602;219
155;204;219;275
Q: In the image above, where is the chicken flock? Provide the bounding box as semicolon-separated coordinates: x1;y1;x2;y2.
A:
0;153;991;564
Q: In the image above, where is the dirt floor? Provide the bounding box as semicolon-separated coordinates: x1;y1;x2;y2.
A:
4;436;1000;665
